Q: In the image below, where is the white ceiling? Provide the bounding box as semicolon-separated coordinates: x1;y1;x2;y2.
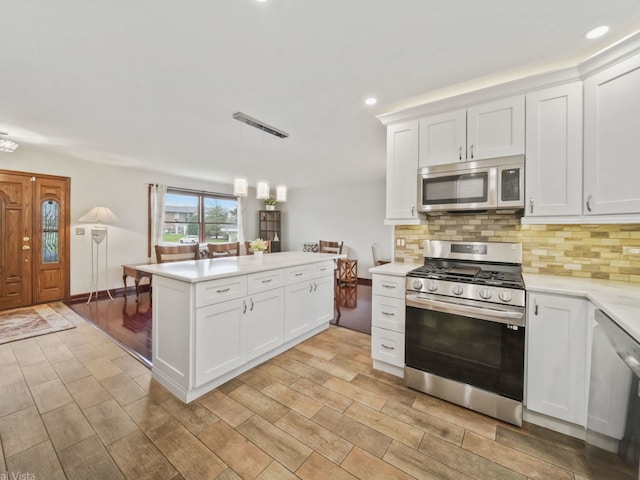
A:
2;1;640;189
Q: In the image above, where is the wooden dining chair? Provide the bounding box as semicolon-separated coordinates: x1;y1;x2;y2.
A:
207;242;240;258
244;240;271;255
155;244;199;263
318;240;344;255
319;240;344;323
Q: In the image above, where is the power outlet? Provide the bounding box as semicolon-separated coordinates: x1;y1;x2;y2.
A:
396;238;406;247
623;246;640;256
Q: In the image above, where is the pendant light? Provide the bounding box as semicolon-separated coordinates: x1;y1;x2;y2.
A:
233;176;248;197
256;180;270;199
276;185;287;202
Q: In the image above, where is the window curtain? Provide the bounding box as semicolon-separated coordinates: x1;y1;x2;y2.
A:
149;184;167;262
237;195;246;250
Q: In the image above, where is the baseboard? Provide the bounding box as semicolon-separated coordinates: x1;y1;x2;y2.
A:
66;285;150;304
358;277;372;286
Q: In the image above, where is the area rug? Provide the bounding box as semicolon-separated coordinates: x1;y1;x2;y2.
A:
0;304;76;345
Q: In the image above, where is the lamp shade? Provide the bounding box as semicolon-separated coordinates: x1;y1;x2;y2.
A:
233;176;248;197
78;206;120;223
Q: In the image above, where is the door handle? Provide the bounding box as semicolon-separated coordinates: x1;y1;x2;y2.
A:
469;144;474;159
529;198;534;214
250;298;254;311
242;299;247;314
586;195;593;212
22;245;30;250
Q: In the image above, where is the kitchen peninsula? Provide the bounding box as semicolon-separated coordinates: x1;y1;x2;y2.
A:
137;252;341;402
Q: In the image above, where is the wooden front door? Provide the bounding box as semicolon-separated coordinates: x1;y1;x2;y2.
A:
0;170;70;309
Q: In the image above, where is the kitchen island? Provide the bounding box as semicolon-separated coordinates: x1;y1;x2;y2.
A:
137;252;341;402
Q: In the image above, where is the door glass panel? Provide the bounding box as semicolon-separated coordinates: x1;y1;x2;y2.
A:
42;200;59;263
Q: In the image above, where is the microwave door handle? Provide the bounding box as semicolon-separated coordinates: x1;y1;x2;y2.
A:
406;295;525;327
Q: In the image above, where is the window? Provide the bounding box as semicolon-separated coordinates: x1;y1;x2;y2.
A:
162;188;238;245
41;200;60;263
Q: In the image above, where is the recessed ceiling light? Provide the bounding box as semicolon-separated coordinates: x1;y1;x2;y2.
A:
586;25;609;40
256;0;268;2
365;97;377;106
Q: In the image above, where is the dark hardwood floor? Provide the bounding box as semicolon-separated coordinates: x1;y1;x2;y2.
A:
67;282;371;364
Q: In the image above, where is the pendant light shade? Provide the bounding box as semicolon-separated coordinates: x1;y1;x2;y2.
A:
256;180;270;199
276;185;287;202
233;176;248;197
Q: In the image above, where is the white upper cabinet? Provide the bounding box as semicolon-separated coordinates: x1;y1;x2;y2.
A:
525;82;583;217
467;95;525;161
584;52;640;215
385;120;422;224
419;96;525;167
418;109;466;165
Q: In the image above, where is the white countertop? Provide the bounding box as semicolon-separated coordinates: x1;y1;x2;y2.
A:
136;251;342;283
369;262;420;276
524;273;640;343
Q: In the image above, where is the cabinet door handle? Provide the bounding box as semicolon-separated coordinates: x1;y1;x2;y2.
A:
411;204;415;217
381;344;395;350
313;282;318;292
381;311;395;316
309;283;313;292
534;300;538;316
250;298;254;311
459;146;463;160
216;287;230;293
529;197;534;214
586;195;593;212
243;300;247;314
261;278;272;284
295;272;304;277
469;144;474;159
382;284;396;289
319;267;327;271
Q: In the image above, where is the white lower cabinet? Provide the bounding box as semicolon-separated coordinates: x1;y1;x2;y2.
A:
195;298;246;386
284;265;333;340
371;273;406;377
526;292;588;426
245;289;285;361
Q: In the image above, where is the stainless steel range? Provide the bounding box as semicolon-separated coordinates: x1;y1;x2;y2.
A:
404;240;526;426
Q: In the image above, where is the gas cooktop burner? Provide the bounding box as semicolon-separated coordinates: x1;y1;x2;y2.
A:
407;265;524;289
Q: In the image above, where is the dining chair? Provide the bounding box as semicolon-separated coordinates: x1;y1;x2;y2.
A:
207;242;241;258
372;242;391;266
155;244;200;263
318;240;343;255
319;240;344;323
244;240;271;255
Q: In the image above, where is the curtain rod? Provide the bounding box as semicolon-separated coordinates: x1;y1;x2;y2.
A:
148;183;236;199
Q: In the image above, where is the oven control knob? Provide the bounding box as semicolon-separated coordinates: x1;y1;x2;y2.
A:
499;291;513;303
426;281;438;292
412;280;423;291
452;285;464;296
479;288;493;300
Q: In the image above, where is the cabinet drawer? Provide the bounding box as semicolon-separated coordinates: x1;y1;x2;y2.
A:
285;265;313;284
372;295;405;332
313;261;335;278
371;327;405;367
372;274;405;299
196;276;247;308
248;269;285;295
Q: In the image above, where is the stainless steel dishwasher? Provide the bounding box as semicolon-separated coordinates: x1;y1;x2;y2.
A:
586;309;639;479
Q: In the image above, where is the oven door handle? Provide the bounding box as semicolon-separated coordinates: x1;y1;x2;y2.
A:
406;295;525;327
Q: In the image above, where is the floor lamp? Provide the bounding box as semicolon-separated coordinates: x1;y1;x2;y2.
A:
79;206;119;303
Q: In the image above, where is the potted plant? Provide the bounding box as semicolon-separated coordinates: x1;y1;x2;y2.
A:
264;196;277;211
249;238;268;258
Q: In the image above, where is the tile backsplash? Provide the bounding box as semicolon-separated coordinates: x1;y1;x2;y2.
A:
394;213;640;283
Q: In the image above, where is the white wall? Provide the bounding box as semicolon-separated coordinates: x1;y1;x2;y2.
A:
1;145;263;296
283;179;392;279
2;146;389;296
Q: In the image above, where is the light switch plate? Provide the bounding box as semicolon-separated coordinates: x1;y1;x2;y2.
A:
75;227;85;235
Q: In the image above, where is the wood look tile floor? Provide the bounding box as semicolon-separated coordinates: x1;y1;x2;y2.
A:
0;302;629;479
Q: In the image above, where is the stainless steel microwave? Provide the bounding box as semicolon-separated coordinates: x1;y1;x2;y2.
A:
417;155;525;214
